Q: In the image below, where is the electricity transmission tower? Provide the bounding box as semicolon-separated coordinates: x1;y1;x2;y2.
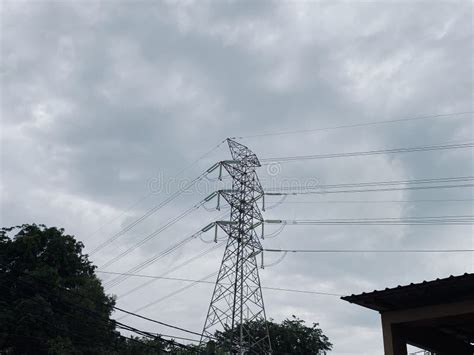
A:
201;139;272;354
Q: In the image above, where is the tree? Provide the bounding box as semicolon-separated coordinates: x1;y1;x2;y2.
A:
116;336;167;355
212;316;332;354
0;224;332;354
0;224;120;354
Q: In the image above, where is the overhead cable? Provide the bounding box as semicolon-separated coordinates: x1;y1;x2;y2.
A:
261;142;474;163
266;183;474;196
114;306;217;340
270;198;474;204
99;199;207;270
265;176;474;192
90;170;210;256
117;272;218;320
117;242;225;299
104;212;229;289
103;232;200;289
265;248;474;253
1;273;181;350
233;111;473;139
98;270;342;297
5;268;211;345
87;140;226;245
264;216;474;226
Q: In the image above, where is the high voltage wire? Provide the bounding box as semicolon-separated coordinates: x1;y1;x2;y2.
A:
86;140;226;244
263;197;473;210
0;275;178;350
116;243;224;298
121;329;202;344
150;333;201;344
272;198;473;204
86;195;153;241
102;233;200;288
103;212;230;289
117;272;219;321
266;183;474;196
264;248;474;253
98;271;345;297
269;215;474;220
78;132;473;349
119;248;431;318
0;285;113;349
232;111;474;139
260;141;474;163
115;242;225;299
114;306;217;340
90;170;210;256
4;268;213;345
99;199;208;270
265;215;474;226
0;331;119;350
115;323;189;351
264;176;474;191
263;176;474;205
100;270;217;284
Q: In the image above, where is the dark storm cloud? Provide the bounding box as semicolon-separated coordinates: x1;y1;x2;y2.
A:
1;1;472;354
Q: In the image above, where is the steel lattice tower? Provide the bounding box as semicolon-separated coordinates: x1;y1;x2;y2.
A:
201;138;272;354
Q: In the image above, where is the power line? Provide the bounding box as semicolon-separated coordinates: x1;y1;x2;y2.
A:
117;272;219;321
260;141;474;163
4;268;208;347
272;215;474;220
100;270;218;284
86;140;226;244
97;270;344;297
116;242;225;299
266;183;474;195
86;195;153;241
270;198;474;204
90;170;210;256
99;199;207;270
265;248;474;253
0;286;111;349
103;232;200;289
104;212;230;290
0;331;102;349
115;324;185;351
115;323;192;351
114;306;217;340
232;111;474;139
0;276;167;351
264;177;474;206
265;176;474;191
265;216;474;226
153;333;201;344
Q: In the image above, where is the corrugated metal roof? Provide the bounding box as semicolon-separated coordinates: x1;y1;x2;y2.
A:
341;273;474;312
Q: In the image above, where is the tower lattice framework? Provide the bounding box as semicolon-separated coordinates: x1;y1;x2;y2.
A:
201;139;272;354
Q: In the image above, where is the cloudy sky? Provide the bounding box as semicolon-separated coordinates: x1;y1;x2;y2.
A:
1;0;473;353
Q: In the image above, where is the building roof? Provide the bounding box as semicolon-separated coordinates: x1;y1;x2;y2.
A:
341;273;474;312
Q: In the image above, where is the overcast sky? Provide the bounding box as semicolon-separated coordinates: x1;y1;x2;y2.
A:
1;1;473;354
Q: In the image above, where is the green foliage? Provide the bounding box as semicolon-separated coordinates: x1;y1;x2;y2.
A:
268;316;332;354
115;336;167;355
213;316;332;354
0;224;119;354
0;224;332;354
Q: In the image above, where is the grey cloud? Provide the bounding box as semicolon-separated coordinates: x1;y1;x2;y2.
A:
1;1;472;354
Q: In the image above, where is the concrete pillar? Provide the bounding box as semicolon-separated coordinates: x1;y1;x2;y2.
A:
382;317;407;355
